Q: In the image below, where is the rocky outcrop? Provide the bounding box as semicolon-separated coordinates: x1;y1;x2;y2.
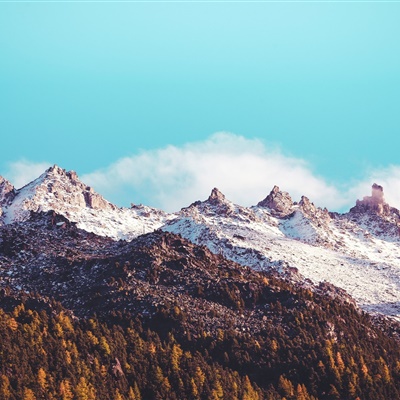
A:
40;165;116;211
0;176;15;205
257;186;293;217
299;195;331;224
0;165;169;240
346;183;400;241
207;188;227;206
201;187;238;218
0;176;15;222
278;194;334;248
11;164;116;214
350;183;399;218
207;188;227;205
298;195;317;216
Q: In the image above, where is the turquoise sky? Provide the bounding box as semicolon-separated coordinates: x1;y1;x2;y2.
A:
1;1;400;205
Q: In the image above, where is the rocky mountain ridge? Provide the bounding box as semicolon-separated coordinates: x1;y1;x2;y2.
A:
164;183;400;316
1;165;400;317
1;165;170;240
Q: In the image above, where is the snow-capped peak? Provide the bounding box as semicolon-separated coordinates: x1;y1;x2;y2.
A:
4;164;116;223
1;165;171;240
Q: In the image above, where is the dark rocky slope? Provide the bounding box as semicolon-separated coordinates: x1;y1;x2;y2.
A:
1;212;400;399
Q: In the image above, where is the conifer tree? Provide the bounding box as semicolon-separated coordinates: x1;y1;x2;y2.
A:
0;375;11;400
59;380;74;400
23;388;36;400
75;377;96;400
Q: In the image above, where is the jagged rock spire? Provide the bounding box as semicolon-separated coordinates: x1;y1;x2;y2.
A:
46;164;65;175
258;185;294;217
372;183;384;201
0;175;15;205
350;183;392;216
298;195;317;215
207;188;227;205
298;195;331;224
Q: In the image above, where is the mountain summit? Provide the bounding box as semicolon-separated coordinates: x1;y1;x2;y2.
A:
26;164;115;213
207;187;227;205
257;185;293;217
347;183;400;240
350;183;398;218
1;165;170;240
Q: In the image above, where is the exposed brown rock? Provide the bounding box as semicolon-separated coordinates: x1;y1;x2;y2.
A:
31;165;116;212
207;188;227;205
299;196;330;223
347;184;400;238
0;176;15;205
350;183;393;217
257;186;293;217
83;190;113;210
0;176;15;221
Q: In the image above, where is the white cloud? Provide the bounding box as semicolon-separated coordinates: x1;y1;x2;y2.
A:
3;134;400;213
3;160;52;189
81;132;347;212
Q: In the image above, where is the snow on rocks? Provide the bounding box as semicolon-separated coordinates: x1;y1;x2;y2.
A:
1;165;171;240
164;185;400;318
346;184;400;241
3;165;400;319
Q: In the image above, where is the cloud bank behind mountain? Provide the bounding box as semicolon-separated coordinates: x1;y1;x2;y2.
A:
4;133;400;213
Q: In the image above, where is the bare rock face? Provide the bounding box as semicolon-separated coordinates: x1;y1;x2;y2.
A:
5;165;117;224
0;176;15;205
0;177;15;221
350;183;393;217
348;184;400;239
41;165;115;211
258;186;294;217
207;188;227;205
202;187;237;217
298;196;316;215
299;196;331;223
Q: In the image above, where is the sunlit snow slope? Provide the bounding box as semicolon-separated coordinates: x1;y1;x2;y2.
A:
163;186;400;317
0;165;170;240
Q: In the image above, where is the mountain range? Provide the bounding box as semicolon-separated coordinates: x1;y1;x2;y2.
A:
1;165;399;318
2;165;400;399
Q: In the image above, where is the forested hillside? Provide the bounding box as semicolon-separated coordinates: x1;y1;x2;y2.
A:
1;276;400;399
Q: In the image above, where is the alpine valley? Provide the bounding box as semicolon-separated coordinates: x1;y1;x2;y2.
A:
2;165;400;400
